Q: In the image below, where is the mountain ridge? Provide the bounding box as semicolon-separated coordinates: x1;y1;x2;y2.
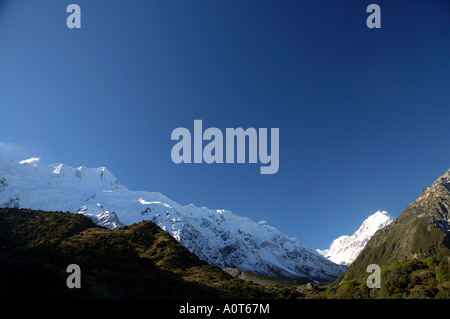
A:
338;168;450;282
0;207;307;298
318;211;393;265
0;156;345;282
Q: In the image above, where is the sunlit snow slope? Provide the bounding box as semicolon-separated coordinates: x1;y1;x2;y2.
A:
0;156;346;282
318;211;393;265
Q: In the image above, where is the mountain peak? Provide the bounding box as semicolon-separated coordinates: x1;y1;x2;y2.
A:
320;210;394;266
339;168;450;282
359;210;393;233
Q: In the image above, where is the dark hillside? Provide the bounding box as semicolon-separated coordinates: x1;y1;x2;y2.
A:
0;208;302;299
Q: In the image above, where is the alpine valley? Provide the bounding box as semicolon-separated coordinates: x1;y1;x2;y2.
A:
0;156;345;283
1;156;450;299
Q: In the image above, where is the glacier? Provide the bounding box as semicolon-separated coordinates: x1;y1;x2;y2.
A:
0;156;346;282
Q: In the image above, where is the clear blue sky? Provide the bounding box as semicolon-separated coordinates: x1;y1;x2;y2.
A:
1;0;450;250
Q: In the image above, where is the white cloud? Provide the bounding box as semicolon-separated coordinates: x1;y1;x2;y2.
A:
0;141;21;155
0;141;39;161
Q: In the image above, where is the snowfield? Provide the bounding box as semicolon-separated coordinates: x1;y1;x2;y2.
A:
318;211;393;265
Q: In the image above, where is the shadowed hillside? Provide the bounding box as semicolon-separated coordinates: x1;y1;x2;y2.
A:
0;208;303;299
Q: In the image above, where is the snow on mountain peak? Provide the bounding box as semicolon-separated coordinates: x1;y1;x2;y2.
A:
52;163;63;174
357;210;392;236
319;210;394;266
19;157;40;166
0;156;346;282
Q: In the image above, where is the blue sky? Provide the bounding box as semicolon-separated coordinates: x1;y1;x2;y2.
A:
1;0;450;250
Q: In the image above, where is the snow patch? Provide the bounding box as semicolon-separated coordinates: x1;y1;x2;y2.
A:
19;157;40;166
52;164;63;174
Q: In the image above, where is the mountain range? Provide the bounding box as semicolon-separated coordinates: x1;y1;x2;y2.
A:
1;155;449;298
0;156;346;282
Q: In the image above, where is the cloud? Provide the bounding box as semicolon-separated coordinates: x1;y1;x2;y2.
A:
0;141;39;161
0;141;21;155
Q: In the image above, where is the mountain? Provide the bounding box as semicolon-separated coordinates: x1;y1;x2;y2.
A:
339;169;450;282
0;156;345;282
0;207;306;298
318;211;393;265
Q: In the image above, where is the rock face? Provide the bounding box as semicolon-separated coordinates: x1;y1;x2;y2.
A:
340;169;450;281
319;211;393;266
148;205;346;282
0;156;345;282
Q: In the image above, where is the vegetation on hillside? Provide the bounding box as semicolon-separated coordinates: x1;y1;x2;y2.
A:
294;257;450;299
1;208;448;299
0;208;301;299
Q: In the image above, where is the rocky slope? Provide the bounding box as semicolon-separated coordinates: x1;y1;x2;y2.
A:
339;169;450;281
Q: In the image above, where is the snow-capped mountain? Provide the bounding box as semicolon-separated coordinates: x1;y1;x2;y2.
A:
318;211;393;265
340;169;450;282
0;156;346;282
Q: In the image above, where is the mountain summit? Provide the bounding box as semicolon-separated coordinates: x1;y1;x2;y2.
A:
340;169;450;281
0;156;345;282
318;211;393;265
